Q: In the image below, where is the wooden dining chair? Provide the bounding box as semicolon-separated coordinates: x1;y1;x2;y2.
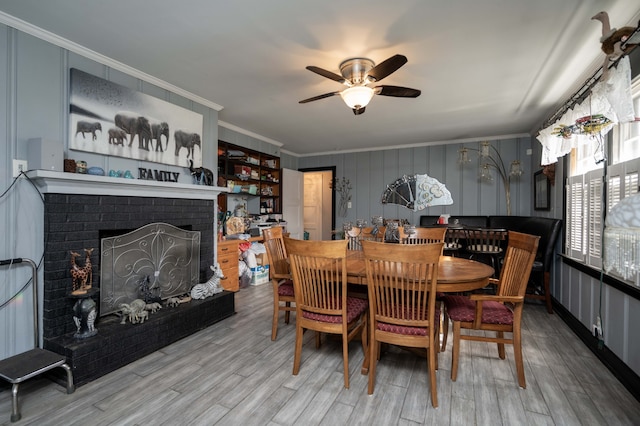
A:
399;226;448;347
284;237;369;389
443;228;463;256
345;226;363;250
361;226;386;242
442;231;539;388
362;240;443;408
263;226;295;341
400;226;446;245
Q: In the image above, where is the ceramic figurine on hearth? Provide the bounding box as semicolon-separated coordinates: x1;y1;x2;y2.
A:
73;297;97;339
190;264;225;300
70;248;94;295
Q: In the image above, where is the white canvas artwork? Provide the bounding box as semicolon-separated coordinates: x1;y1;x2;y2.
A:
69;68;204;167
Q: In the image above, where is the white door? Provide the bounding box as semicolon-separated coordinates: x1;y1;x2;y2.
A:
282;168;304;239
303;171;333;240
304;173;323;240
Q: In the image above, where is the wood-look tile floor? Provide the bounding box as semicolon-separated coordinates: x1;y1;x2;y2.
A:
2;283;639;425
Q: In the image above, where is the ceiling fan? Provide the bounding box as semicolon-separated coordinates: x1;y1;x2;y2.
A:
299;54;421;115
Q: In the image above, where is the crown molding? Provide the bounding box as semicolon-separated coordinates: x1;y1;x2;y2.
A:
0;11;223;112
218;120;284;147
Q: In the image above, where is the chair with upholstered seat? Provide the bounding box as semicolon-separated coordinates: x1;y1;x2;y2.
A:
344;226;363;250
442;231;539;388
443;228;463;256
263;226;295;341
400;226;446;245
284;237;369;389
362;240;443;407
463;227;508;274
399;226;448;350
361;226;386;243
345;226;386;250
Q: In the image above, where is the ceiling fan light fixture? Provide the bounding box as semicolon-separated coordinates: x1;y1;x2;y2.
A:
341;86;374;109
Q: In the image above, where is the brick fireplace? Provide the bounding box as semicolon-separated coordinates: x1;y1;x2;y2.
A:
32;171;233;386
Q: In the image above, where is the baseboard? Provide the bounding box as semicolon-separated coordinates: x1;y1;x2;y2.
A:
553;298;640;403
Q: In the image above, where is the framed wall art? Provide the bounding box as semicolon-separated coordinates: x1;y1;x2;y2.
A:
69;68;203;167
534;169;551;211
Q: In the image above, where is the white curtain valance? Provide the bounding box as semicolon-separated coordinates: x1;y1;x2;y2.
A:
537;56;635;166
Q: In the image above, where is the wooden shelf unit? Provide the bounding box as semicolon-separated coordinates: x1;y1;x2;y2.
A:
217;141;281;215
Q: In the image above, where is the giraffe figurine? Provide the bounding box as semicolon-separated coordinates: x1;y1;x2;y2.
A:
70;248;94;294
82;248;94;291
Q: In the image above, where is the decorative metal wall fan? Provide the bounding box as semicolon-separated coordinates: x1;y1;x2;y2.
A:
381;174;453;212
299;54;421;115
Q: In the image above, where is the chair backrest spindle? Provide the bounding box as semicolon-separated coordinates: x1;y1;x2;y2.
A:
400;227;447;245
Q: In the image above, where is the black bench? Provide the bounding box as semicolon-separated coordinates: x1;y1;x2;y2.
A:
420;215;562;313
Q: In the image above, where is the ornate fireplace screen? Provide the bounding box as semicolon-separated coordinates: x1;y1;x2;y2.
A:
100;222;200;316
381;174;453;211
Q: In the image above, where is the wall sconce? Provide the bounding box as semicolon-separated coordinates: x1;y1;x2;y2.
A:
457;141;523;215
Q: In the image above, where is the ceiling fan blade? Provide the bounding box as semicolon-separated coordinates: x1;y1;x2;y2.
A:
367;54;407;82
352;106;366;115
374;85;421;98
305;66;346;84
299;92;340;104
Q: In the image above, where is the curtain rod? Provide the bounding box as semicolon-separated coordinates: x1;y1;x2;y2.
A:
540;24;640;131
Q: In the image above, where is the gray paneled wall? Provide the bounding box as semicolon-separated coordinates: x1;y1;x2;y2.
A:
219;126;281;158
217;125;298;173
298;137;533;226
0;23;220;359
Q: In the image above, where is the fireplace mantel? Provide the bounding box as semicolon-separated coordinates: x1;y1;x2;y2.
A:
28;170;229;200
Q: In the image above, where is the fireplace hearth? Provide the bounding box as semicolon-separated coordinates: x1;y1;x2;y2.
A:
39;187;234;386
46;290;233;386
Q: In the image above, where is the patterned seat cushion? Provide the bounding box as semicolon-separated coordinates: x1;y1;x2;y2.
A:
302;297;368;324
277;279;295;297
376;304;441;336
443;295;513;325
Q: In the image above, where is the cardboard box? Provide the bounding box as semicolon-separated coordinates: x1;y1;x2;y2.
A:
250;265;270;286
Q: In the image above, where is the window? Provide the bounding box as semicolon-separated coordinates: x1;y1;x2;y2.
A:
566;77;640;285
610;78;640;165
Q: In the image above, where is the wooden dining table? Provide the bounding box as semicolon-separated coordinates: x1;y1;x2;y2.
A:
344;250;494;292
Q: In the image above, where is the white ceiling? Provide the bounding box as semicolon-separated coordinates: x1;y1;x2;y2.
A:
0;0;639;156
